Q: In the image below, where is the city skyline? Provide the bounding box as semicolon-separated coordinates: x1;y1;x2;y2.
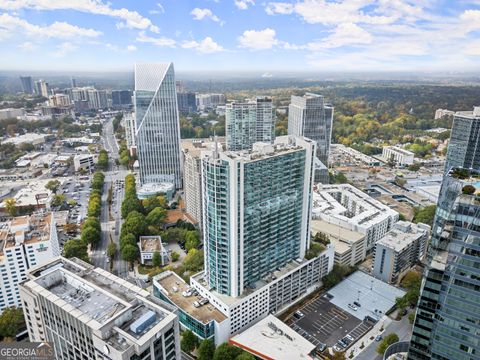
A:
0;1;479;72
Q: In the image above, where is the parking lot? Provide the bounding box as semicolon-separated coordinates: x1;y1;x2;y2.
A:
288;294;375;351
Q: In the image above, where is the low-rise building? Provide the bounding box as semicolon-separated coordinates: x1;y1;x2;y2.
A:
19;257;180;360
434;108;454;119
2;133;47;146
312;184;398;251
229;315;316;360
0;212;59;312
372;221;430;284
311;220;366;267
139;236;168;265
73;153;96;172
330;143;381;166
382;146;415;166
0;108;25;120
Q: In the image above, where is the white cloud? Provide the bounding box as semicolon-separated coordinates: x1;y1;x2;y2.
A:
127;44;137;51
136;31;176;47
238;28;278;50
261;72;273;78
52;41;77;57
150;3;165;15
0;13;101;39
235;0;255;10
182;37;224;53
18;41;37;51
0;0;159;32
191;8;221;22
265;2;293;15
307;23;372;50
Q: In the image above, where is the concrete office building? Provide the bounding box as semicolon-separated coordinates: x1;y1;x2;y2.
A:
88;89;108;109
444;107;480;174
20;76;34;94
372;221;430;284
0;212;59;312
202;136;316;297
177;92;197;115
226;97;274;151
134;62;182;189
408;169;480;360
196;94;226;110
311;219;366;267
19;257;180;360
288;93;333;183
138;236;168;266
124;112;137;150
312;184;399;251
382;146;415;166
73;154;96;172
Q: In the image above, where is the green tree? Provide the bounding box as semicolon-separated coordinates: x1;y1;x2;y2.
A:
146;207;167;233
51;194;67;208
107;242;117;259
4;198;17;217
213;343;242;360
63;239;89;262
197;339;215;360
142;195;166;214
183;249;204;273
152;251;162;267
408;312;415;324
97;149;109;170
236;353;255;360
332;352;347;360
305;242;325;260
322;264;351;289
171;251;180;262
45;179;60;194
121;194;143;219
121;211;147;240
0;307;25;339
180;330;198;353
121;243;138;265
377;333;399;355
412;205;436;226
81;224;101;246
185;230;200;252
120;232;137;250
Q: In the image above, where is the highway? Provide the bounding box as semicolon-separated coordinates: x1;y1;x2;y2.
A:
91;116;130;278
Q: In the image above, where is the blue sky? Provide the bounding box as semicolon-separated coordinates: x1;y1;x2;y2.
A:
0;0;480;72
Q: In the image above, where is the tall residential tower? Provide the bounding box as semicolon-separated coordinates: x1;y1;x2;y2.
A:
134;63;182;189
225;97;274;151
201;136;316;297
288;93;333;183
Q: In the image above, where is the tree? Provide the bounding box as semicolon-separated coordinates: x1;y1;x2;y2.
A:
146;207;167;233
377;333;399;355
305;242;325;260
152;251;162;267
45;179;60;194
180;330;198;353
64;223;78;234
51;194;67;208
107;242;117;259
0;307;25;340
185;231;200;252
197;339;215;360
4;198;17;217
120;232;137;250
408;163;421;172
121;211;147;240
408;312;415;324
183;249;204;273
332;352;346;360
236;353;255;360
121;243;138;265
142;195;167;214
213;343;242;360
81;224;101;246
412;205;436;226
171;251;180;262
322;264;351;288
97;149;109;170
121;195;143;219
63;239;89;262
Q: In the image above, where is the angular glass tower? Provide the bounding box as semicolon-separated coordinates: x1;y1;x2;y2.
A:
444;107;480;174
408;168;480;360
201;136;315;297
134;63;182;188
288;93;333;184
226;97;274;151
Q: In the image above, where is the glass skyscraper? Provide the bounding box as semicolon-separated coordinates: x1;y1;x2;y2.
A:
201;136;316;297
288;93;333;184
134;62;182;188
444;107;480;174
225;97;274;151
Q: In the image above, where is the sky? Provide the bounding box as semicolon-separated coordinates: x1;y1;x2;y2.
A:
0;0;480;73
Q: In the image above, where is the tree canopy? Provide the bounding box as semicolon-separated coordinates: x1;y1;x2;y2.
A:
0;307;25;339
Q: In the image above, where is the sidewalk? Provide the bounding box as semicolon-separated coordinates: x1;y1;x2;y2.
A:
350;316;392;359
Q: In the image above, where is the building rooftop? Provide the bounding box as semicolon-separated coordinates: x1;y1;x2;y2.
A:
139;236;161;253
311;220;365;243
230;315;315;360
384;146;415;157
312;184;398;229
455;106;480;118
154;271;227;324
376;221;430;252
2;133;46;146
0;178;60;207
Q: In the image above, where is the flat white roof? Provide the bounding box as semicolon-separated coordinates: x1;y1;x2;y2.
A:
230;315;315;360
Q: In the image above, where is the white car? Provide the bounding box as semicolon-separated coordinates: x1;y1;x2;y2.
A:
102;251;106;255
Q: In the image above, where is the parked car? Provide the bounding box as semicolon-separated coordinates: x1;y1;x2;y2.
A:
375;335;383;342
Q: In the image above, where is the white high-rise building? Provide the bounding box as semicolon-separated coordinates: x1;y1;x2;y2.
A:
19;257;180;360
0;212;59;312
134;63;182;189
124;112;137;150
225;97;274;151
49;93;72;107
288;93;334;183
87;89;108;109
